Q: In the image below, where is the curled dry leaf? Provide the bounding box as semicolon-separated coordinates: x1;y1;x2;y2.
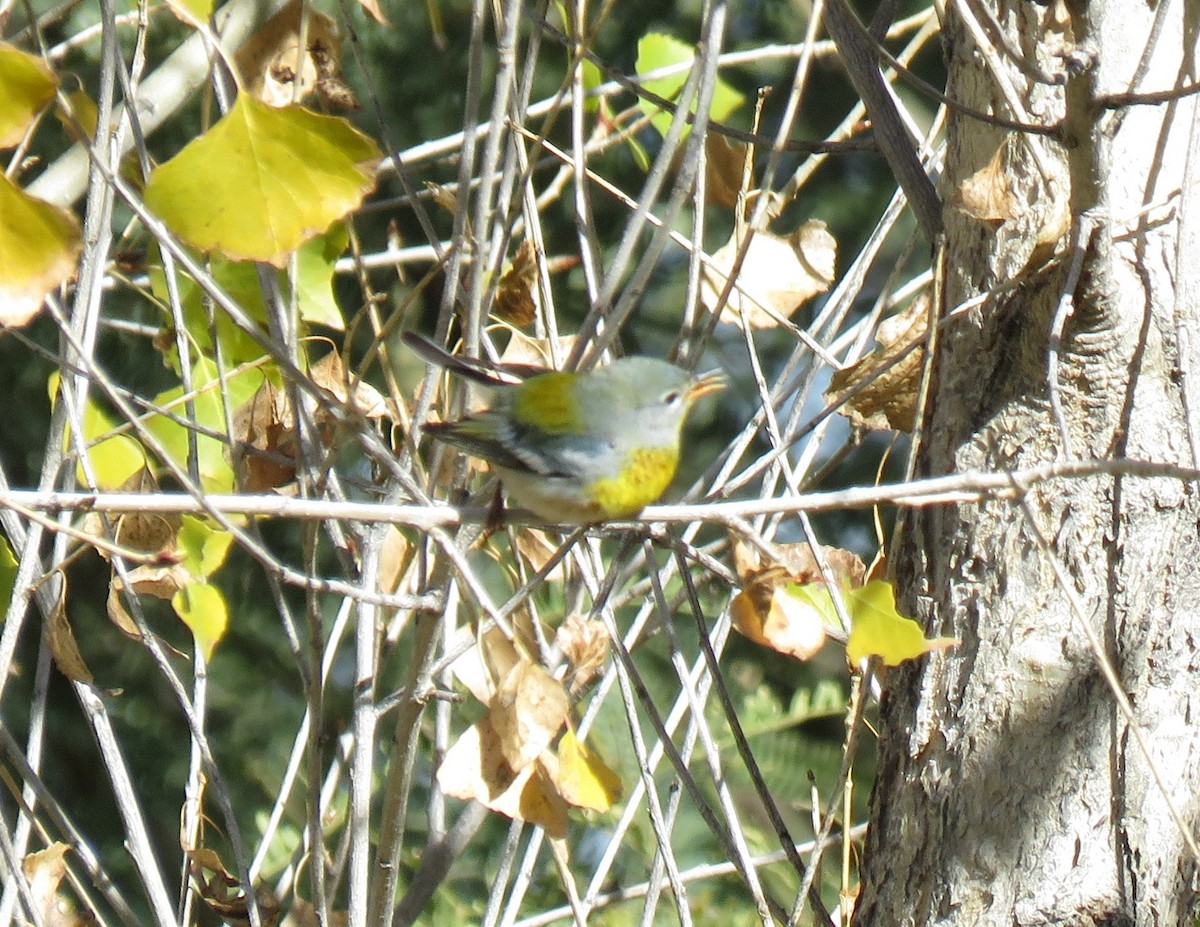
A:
492;240;539;327
188;848;282;927
436;714;569;838
952;141;1017;224
491;659;571;773
80;468;181;559
23;842;91;927
378;525;414;594
447;624;522;705
730;539;867;661
229;351;385;490
235;0;346;108
555;614;609;695
48;579;92;683
825;292;929;432
282;898;349;927
515;528;569;583
701;221;836;329
705;132;750;210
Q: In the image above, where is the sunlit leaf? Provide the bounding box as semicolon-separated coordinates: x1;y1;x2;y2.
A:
144;94;380;266
491;660;570;773
635;32;743;138
172;581;229;661
178;515;233;579
51;378;146;490
162;0;213;27
556;728;622;813
0;174;81;328
292;224;349;329
0;43;57;148
701;222;837;329
845;580;957;667
730;539;865;660
437;716;569;838
0;534;16;614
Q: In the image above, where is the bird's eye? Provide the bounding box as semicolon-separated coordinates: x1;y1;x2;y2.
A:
661;389;682;406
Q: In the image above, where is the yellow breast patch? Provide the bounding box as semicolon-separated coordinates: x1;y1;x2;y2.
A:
586;447;678;519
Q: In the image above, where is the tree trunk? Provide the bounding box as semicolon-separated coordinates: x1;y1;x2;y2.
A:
854;0;1200;923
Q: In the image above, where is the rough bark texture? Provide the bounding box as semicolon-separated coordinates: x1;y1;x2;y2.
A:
854;0;1200;924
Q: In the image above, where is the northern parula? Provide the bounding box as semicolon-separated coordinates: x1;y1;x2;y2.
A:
404;333;724;523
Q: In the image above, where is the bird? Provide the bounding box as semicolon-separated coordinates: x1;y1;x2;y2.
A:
403;332;724;523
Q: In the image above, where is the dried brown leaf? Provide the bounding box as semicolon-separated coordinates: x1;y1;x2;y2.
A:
188;848;281;927
491;660;570;773
555;615;609;695
48;581;92;683
378;525;414;594
514;528;568;582
730;539;867;661
705;132;750;210
954;143;1017;224
492;240;539;327
701;222;836;329
234;0;344;108
436;715;569;837
825;293;929;432
23;843;92;927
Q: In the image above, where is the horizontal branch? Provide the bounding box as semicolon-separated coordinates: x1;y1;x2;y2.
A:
2;458;1194;526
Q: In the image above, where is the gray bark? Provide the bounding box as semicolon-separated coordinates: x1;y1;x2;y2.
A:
854;0;1200;923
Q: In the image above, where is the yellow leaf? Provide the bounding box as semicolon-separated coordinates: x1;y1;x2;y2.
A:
56;85;98;142
0;173;81;328
845;580;956;667
143;94;380;266
161;0;214;28
0;43;57;148
172;581;229;661
556;729;621;812
53;380;145;490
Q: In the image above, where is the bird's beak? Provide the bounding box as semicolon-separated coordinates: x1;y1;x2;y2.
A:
688;369;726;400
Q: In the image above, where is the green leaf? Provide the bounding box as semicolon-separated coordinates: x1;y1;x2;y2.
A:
143;357;265;492
0;42;57;148
0;534;17;616
635;32;744;139
0;173;81;328
172;581;228;661
580;58;605;115
292;224;348;329
144;95;380;266
845;580;956;667
178;516;233;579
